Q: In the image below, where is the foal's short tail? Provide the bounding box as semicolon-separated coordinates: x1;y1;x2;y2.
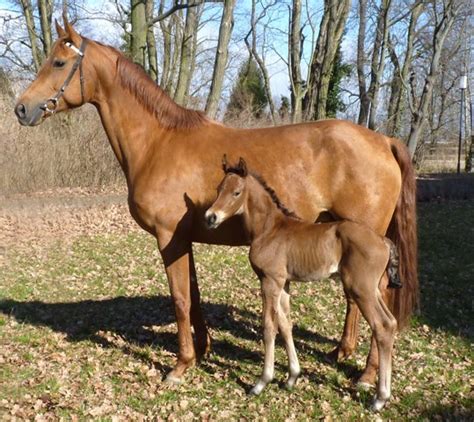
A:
386;138;418;330
384;238;401;289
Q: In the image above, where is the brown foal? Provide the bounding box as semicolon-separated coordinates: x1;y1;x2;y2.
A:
14;17;417;386
206;157;398;411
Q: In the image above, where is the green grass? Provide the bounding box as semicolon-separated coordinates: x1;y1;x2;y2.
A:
0;202;473;420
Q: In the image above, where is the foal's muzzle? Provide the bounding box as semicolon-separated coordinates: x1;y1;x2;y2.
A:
205;211;219;229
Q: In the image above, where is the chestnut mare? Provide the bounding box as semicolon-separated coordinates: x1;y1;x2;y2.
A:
205;157;398;411
14;18;417;386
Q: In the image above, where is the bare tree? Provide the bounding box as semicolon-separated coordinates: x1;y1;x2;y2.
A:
303;0;350;121
205;0;236;118
174;3;201;105
288;0;305;123
386;2;422;137
406;0;459;158
245;0;278;124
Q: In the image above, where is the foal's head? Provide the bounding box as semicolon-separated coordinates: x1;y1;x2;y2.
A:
205;156;249;229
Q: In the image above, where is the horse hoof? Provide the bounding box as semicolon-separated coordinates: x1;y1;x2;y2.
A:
356;381;374;391
164;373;184;385
371;397;387;412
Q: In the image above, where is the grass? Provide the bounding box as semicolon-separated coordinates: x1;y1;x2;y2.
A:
0;202;473;420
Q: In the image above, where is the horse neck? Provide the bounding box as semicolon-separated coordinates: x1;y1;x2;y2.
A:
243;176;286;240
88;43;189;181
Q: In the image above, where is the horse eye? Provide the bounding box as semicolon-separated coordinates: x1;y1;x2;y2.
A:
53;59;66;68
233;191;241;197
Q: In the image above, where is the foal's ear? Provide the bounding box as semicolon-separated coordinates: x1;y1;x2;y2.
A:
63;12;82;46
55;19;67;38
222;154;228;172
238;157;248;177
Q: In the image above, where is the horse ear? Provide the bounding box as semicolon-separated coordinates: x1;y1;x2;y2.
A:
63;13;82;46
222;154;228;172
55;19;67;38
238;157;248;177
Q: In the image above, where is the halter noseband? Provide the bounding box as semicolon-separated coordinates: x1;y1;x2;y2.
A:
41;38;88;115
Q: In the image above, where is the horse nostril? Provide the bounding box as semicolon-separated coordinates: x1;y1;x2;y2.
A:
206;213;217;227
15;103;27;119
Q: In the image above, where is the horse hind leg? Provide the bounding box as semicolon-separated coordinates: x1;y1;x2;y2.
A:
278;283;300;389
353;289;397;411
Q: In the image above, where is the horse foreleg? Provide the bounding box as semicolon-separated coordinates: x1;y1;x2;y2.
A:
157;230;196;384
189;249;211;359
250;276;283;395
329;291;360;362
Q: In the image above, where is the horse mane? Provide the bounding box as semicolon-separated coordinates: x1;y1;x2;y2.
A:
114;54;209;130
225;166;300;219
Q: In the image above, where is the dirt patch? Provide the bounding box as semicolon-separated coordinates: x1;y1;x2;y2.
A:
0;187;139;250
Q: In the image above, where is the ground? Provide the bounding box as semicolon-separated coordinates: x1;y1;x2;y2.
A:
0;189;473;420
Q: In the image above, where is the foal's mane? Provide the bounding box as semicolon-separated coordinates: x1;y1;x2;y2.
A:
107;48;209;130
225;166;300;219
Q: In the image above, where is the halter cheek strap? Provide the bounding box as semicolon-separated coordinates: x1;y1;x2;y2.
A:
41;38;88;115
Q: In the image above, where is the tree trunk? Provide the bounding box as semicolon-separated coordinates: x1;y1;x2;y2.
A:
205;0;236;119
130;0;147;67
38;0;53;57
288;0;305;123
367;0;391;130
303;0;350;121
386;3;421;137
174;5;200;105
407;1;458;158
357;0;369;125
146;0;159;82
19;0;43;71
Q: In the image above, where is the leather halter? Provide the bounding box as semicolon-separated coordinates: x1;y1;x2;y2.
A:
41;39;88;115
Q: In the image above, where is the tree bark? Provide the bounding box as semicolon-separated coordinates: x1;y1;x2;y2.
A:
38;0;53;57
130;0;147;67
19;0;43;71
288;0;305;123
367;0;391;130
303;0;350;121
357;0;369;125
205;0;236;119
174;4;200;105
146;0;159;82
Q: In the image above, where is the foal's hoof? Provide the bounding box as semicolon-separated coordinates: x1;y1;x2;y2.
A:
164;373;184;385
356;381;375;391
371;396;388;412
249;384;265;396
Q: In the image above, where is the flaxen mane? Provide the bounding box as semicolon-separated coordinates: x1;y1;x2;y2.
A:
116;56;209;130
225;166;300;219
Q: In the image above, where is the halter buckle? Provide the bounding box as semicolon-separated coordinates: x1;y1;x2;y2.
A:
41;97;58;114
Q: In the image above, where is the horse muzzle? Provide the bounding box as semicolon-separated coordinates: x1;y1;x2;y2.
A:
205;210;220;229
14;102;45;126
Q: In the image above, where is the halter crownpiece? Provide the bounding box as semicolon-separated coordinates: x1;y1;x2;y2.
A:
40;38;88;115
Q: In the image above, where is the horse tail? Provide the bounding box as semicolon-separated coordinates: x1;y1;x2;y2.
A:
386;138;418;330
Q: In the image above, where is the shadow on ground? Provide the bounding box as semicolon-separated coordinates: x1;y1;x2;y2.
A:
0;295;345;379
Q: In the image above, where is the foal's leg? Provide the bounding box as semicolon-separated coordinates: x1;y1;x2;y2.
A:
357;272;390;387
250;276;284;395
352;288;396;411
278;283;300;389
